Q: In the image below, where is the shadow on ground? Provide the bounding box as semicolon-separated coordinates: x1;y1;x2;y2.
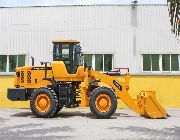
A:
108;126;180;139
10;110;136;119
0;123;75;140
0;117;9;123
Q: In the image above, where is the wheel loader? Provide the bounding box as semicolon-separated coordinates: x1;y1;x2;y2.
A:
7;40;168;119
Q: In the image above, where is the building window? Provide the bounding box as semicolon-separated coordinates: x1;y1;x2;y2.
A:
84;54;92;67
162;54;179;71
18;55;26;67
0;55;7;72
143;54;179;72
84;54;113;71
104;54;113;71
0;55;26;73
95;54;103;71
171;54;179;71
143;54;159;71
9;55;17;72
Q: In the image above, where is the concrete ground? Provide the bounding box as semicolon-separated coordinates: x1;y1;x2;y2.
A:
0;108;179;140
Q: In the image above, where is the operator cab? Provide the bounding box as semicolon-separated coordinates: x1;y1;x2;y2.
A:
52;40;83;74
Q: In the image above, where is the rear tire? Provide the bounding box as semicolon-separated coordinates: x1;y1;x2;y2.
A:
89;86;117;119
30;87;58;118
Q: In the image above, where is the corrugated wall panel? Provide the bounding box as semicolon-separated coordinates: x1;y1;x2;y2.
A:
0;5;179;74
137;5;179;53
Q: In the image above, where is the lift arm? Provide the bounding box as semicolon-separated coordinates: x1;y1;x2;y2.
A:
89;70;168;119
90;70;141;114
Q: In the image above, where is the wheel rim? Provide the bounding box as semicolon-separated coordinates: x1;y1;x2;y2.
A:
95;94;111;112
35;94;50;112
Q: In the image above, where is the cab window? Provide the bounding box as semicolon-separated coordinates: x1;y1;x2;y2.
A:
62;44;70;59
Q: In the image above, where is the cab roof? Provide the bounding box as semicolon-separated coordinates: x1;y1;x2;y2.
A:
52;40;80;43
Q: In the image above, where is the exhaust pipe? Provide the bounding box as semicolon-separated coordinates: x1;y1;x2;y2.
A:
31;56;34;66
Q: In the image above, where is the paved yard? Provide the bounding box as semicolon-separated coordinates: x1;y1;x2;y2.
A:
0;108;180;140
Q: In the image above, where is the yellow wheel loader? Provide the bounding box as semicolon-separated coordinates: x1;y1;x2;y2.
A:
7;40;168;119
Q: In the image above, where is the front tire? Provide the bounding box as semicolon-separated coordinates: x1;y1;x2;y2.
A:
30;87;58;118
89;86;117;119
54;106;63;116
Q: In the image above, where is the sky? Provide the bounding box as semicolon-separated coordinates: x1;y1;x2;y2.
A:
0;0;167;7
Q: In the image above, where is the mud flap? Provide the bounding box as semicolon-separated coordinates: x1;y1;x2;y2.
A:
137;91;168;119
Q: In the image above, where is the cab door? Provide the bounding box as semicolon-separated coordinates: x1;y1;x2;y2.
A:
53;42;73;74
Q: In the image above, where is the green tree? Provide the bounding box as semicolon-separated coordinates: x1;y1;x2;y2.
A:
167;0;180;37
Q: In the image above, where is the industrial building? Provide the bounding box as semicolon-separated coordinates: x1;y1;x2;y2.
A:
0;4;179;108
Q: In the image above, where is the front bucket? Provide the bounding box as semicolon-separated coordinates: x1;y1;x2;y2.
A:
137;91;168;119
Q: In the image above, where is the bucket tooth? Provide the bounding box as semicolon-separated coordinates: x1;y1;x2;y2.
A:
137;91;168;119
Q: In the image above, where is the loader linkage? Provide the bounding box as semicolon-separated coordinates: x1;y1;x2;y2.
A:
80;70;168;119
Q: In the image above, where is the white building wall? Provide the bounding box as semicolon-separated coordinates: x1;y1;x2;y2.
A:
0;5;179;74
